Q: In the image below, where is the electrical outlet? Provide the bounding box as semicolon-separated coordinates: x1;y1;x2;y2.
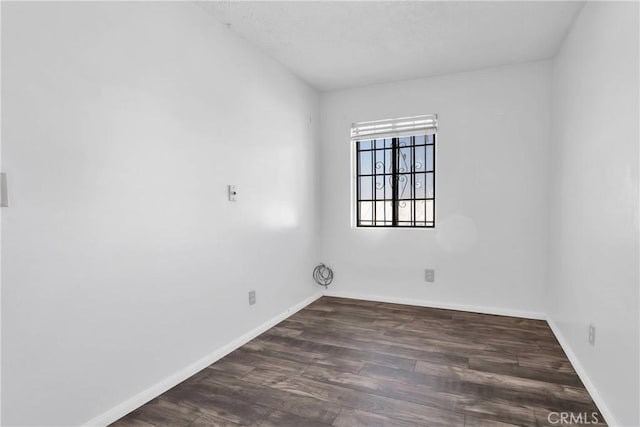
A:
425;269;435;282
248;290;256;306
588;324;596;346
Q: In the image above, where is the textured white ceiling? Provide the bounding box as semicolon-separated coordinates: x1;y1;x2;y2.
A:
200;1;584;91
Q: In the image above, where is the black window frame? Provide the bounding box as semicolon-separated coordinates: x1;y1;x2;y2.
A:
355;134;436;228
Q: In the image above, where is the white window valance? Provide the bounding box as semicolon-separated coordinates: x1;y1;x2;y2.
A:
351;114;437;141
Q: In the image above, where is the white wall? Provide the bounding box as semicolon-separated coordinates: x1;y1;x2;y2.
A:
1;2;320;426
320;61;551;317
548;2;639;426
0;2;3;423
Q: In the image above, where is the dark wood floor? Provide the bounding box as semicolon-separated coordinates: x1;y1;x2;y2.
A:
112;297;605;427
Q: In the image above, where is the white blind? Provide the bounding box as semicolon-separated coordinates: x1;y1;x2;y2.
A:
351;114;437;141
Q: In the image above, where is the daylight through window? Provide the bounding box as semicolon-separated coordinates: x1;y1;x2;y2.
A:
353;115;436;228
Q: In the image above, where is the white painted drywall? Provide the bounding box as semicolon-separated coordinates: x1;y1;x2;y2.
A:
0;3;3;424
1;2;320;426
200;1;583;91
548;2;639;426
319;61;551;317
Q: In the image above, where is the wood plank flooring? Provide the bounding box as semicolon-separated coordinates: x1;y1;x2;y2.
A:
111;297;605;427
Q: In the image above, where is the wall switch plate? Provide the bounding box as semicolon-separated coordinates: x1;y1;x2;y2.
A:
425;269;435;282
248;290;256;306
228;185;237;201
588;324;596;346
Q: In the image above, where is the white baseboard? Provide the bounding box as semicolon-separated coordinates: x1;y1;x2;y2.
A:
83;291;323;427
82;290;618;427
322;290;546;320
546;318;619;427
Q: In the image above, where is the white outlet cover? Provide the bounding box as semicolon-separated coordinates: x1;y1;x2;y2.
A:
425;269;435;282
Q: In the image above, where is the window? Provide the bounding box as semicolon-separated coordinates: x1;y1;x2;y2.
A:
353;115;436;228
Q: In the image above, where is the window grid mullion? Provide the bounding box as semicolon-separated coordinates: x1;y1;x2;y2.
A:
412;136;416;226
356;140;361;226
432;134;436;226
392;137;398;226
355;133;435;228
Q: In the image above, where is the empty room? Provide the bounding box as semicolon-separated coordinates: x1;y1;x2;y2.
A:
1;1;638;426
